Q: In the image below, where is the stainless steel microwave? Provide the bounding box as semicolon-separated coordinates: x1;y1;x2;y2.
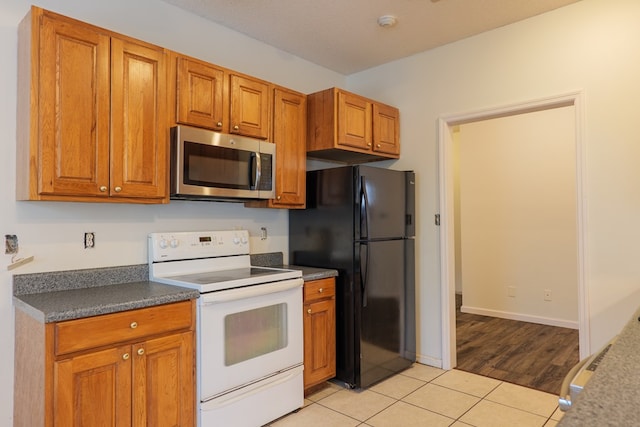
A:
170;125;275;201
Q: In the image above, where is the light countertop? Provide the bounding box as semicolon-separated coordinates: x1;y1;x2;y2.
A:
558;307;640;426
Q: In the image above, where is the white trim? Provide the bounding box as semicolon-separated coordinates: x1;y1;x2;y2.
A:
438;91;590;370
415;354;443;369
460;306;579;330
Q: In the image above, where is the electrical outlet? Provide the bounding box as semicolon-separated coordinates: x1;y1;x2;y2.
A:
544;289;552;301
84;232;95;249
507;286;516;297
5;234;18;254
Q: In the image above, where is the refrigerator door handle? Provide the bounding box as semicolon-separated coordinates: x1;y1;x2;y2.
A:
359;242;369;307
360;176;370;240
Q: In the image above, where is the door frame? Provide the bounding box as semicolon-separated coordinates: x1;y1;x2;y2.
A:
437;91;589;370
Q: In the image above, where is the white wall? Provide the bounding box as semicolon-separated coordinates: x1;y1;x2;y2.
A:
347;0;640;365
458;107;578;327
0;0;345;423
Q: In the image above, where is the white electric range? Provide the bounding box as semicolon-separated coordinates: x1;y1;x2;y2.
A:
148;230;304;427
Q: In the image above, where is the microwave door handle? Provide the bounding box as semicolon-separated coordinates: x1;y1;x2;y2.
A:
254;152;262;189
249;152;261;190
248;152;258;190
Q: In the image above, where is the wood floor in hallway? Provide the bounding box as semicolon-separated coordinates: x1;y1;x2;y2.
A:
456;309;579;395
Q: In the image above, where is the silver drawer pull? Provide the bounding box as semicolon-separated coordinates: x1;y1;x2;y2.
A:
122;353;130;360
137;348;145;356
130;322;138;329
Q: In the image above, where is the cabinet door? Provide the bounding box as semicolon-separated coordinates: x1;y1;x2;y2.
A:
373;103;400;156
230;74;270;139
132;331;195;427
304;298;336;389
337;91;372;151
176;57;226;131
272;88;306;207
38;15;110;197
54;345;132;427
111;37;168;200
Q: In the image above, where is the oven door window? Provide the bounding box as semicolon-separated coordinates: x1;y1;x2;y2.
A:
184;141;253;190
224;303;288;366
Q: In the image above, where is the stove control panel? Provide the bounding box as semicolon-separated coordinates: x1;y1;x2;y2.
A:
148;230;250;262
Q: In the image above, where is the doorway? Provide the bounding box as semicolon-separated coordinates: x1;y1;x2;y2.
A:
438;92;589;371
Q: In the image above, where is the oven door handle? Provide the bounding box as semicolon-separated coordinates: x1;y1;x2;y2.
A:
559;356;589;411
200;278;303;305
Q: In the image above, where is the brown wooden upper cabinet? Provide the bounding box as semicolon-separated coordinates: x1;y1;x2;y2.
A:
16;7;169;203
307;87;400;164
175;55;227;132
173;54;271;140
229;74;271;140
246;87;307;209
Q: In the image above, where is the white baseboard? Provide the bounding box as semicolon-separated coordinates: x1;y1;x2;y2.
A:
415;353;443;369
460;305;579;329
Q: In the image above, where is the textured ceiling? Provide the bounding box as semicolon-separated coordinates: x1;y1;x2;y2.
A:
161;0;582;74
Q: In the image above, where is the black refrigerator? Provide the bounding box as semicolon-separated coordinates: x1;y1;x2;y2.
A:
289;165;416;389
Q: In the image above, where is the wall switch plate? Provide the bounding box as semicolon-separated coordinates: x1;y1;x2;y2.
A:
544;289;552;301
507;286;516;297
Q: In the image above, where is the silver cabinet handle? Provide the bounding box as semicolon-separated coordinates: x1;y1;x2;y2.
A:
137;348;145;356
114;186;122;193
216;121;223;127
99;186;107;192
233;125;239;131
318;288;324;293
130;322;138;329
307;308;312;314
122;353;130;360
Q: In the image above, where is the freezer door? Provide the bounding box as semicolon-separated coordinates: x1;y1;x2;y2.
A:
357;166;414;240
356;238;416;388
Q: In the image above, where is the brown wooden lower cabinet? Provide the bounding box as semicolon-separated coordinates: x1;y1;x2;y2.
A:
303;277;336;391
14;300;196;427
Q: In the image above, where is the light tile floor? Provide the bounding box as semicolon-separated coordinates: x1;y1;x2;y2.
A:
269;364;564;427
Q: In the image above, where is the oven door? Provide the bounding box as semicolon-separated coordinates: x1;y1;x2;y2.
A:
198;278;303;402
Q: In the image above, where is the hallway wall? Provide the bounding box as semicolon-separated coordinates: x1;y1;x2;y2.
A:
457;107;578;327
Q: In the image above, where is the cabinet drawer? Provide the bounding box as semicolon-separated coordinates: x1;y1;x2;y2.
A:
304;278;335;302
54;300;193;356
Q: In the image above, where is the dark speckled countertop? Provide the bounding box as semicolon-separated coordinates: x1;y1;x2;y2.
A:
13;264;199;323
13;253;337;324
558;307;640;426
281;265;338;281
249;252;338;281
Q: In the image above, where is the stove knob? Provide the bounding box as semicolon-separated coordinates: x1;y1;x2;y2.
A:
158;239;168;249
241;235;248;244
233;236;240;245
169;239;179;248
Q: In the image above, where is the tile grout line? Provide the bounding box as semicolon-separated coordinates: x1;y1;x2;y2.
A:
285;365;562;426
